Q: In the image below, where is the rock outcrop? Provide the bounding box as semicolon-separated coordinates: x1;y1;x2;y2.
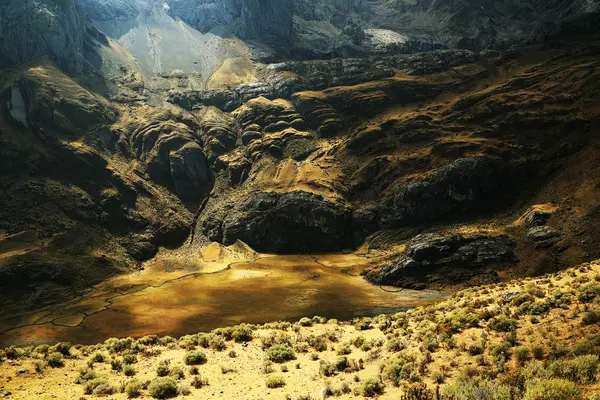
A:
365;233;517;289
202;191;354;254
0;0;86;73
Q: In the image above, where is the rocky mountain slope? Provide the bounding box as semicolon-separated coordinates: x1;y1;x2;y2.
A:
1;0;600;313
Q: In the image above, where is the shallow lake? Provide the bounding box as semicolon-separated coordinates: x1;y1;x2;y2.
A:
0;245;446;346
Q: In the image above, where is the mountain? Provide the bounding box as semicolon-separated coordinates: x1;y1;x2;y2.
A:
1;0;600;322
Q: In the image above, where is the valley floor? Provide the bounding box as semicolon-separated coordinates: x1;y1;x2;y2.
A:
0;261;598;399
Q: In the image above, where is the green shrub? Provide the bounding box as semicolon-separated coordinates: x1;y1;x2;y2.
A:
548;355;599;383
442;379;513;400
209;335;227;351
386;338;406;352
515;348;532;366
523;379;582;400
582;311;600;325
148;377;178;399
337;343;352;355
124;354;138;364
184;350;207;365
298;317;313;327
156;361;170;377
110;358;123;371
74;368;97;384
265;375;286;388
489;318;517;332
125;379;143;398
531;345;545;360
124;365;136;376
191;375;208;388
578;283;600;302
139;335;159;346
84;378;114;395
361;377;384;397
232;324;254;342
382;359;413;386
49;342;72;356
266;344;295;363
91;352;106;363
46;352;64;368
319;360;336;377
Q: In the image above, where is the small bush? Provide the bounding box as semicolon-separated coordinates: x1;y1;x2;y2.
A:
184;350;207;365
124;354;138;364
266;344;296;363
442;380;513;400
361;377;384;397
124;365;136;376
548;355;599;383
523;378;582;400
111;358;123;371
582;311;600;325
148;377;178;399
91;352;106;363
232;324;253;342
49;342;72;356
84;378;115;395
298;317;313;327
74;368;97;384
191;375;208;389
209;335;227;351
265;375;286;388
531;345;545;360
125;380;143;398
46;352;64;368
156;361;170;377
515;348;532;366
578;283;600;302
489;318;517;332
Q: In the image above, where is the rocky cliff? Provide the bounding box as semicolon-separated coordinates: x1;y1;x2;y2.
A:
2;0;600;308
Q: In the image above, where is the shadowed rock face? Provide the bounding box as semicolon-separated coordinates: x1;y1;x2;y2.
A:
240;0;293;45
365;233;517;289
202;191;355;254
0;0;86;73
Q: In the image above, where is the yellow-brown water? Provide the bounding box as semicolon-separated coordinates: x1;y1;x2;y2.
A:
0;244;446;346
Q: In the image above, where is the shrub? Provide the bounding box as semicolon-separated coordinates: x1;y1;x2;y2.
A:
191;375;208;389
489;318;517;332
156;361;170;377
582;311;600;325
319;360;336;377
197;333;211;348
382;359;413;386
148;377;178;399
361;377;384;397
578;283;600;302
209;335;227;351
91;352;106;363
84;378;115;395
531;345;545;360
111;358;123;371
184;350;207;365
266;344;295;363
298;317;313;327
515;348;532;366
139;335;159;346
125;380;143;398
124;365;136;376
523;379;582;400
443;380;512;400
265;375;286;388
124;354;138;364
337;343;352;355
232;324;253;342
74;368;97;384
170;365;185;380
386;338;406;352
548;355;599;383
49;342;72;356
468;341;485;356
46;352;64;368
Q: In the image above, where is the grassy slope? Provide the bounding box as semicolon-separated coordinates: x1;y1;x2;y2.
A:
0;261;598;399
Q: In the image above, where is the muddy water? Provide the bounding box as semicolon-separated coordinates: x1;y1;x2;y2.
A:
0;251;446;347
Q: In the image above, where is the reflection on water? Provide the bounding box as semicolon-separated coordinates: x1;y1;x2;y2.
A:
0;248;446;347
